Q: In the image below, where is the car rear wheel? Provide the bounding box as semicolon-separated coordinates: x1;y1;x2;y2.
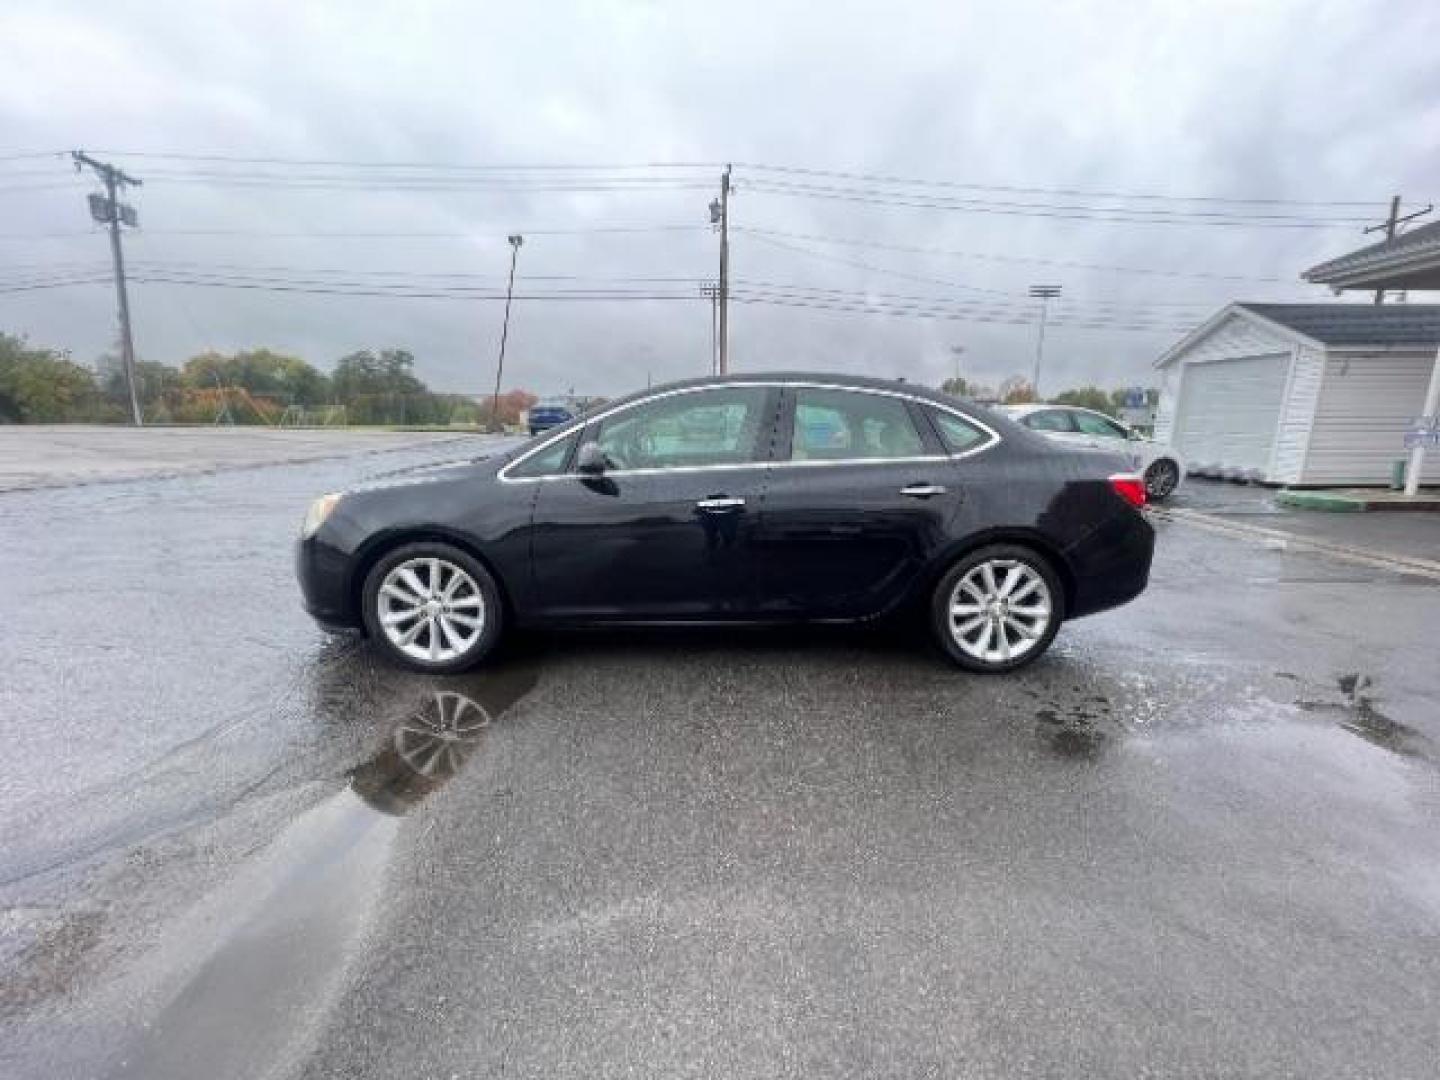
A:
1144;458;1181;502
931;544;1063;672
361;542;503;673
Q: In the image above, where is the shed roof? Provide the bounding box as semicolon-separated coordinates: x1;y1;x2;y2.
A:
1303;220;1440;291
1156;302;1440;368
1239;303;1440;347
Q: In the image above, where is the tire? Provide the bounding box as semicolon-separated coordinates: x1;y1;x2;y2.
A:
1144;458;1181;502
361;542;504;673
931;544;1064;673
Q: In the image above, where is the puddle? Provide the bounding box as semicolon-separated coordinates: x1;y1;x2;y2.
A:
1296;673;1424;759
105;666;536;1079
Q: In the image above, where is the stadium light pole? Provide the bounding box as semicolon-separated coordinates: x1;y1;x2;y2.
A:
489;234;524;432
1028;285;1062;400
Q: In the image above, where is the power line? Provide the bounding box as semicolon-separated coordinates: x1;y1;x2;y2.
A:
124;258;708;283
735;226;1295;284
731;279;1212;318
80;151;1411;208
735;162;1394;209
742;179;1372;227
742;229;1012;297
139;174;716;193
732;293;1193;334
88;150;724;170
0;150;68;163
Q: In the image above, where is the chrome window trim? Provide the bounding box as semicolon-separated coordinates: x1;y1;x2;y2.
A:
497;380;1002;483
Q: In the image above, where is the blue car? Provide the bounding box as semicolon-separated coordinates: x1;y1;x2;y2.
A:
528;400;574;436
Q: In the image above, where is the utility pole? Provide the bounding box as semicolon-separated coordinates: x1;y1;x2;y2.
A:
710;165;732;374
700;282;720;374
73;151;143;425
1364;195;1432;304
949;344;966;393
489;234;523;433
1028;285;1062;400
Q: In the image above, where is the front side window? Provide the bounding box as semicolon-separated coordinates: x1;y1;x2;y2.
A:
928;409;990;454
790;388;926;461
591;386;770;471
1024;410;1075;432
1072;411;1128;438
509;430;578;478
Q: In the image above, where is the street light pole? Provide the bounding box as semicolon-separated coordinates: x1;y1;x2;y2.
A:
949;344;966;392
1028;285;1062;400
490;234;523;433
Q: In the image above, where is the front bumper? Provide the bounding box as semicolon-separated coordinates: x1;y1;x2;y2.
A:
295;534;361;629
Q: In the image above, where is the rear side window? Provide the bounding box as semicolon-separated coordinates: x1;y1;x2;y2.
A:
509;431;578;478
928;409;990;454
790;388;926;461
1073;411;1127;438
1024;410;1075;432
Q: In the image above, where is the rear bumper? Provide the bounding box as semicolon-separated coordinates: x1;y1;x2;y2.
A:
295;535;361;629
1064;509;1155;619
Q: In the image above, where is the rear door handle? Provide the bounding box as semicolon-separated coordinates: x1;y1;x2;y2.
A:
695;496;746;512
900;483;947;498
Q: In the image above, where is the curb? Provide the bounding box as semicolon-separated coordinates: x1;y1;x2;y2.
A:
1274;490;1367;513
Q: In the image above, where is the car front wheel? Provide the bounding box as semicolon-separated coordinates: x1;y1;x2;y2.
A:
931;544;1063;672
361;542;503;672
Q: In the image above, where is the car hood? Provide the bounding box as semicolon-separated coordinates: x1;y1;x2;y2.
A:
350;456;495;493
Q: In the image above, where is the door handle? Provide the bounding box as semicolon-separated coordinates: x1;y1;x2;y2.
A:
900;483;947;498
695;496;746;512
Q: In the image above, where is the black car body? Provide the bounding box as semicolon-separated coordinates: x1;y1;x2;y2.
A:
297;374;1153;672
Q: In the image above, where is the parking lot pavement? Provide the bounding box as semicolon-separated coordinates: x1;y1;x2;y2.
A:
0;424;487;491
1170;477;1440;566
2;452;1439;1079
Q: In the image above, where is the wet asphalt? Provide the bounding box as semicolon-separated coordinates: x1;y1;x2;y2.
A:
2;445;1439;1079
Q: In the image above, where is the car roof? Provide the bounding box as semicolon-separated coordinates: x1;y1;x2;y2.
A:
1000;402;1114;419
617;372;984;410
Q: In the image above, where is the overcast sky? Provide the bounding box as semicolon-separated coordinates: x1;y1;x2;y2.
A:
3;0;1438;399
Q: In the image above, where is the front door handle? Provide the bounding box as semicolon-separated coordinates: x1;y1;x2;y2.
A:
900;483;947;498
695;496;746;512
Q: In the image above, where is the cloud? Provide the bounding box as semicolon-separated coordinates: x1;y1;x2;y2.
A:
3;0;1438;398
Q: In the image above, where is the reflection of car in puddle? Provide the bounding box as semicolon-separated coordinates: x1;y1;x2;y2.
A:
348;666;537;815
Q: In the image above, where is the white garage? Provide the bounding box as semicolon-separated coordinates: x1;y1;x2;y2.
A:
1153;303;1440;486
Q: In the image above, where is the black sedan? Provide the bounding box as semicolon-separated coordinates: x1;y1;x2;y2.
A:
297;374;1153;673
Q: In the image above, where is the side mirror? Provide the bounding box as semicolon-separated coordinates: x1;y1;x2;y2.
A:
575;441;607;475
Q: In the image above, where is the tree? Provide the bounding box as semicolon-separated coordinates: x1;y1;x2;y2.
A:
998;376;1035;405
1052;386;1115;415
182;348;330;408
0;334;105;422
478;388;539;429
101;358;182;412
940;376;970;398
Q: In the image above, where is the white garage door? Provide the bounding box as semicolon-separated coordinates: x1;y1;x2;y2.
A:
1172;353;1289;476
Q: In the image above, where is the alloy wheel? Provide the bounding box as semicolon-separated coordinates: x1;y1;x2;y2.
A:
1146;460;1179;500
377;557;486;664
947;558;1053;665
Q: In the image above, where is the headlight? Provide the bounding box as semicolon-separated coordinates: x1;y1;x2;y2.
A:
300;492;343;538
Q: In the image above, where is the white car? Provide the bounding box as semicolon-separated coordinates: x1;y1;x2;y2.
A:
997;404;1185;501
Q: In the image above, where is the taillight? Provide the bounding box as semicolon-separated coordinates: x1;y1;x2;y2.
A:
1108;473;1147;509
